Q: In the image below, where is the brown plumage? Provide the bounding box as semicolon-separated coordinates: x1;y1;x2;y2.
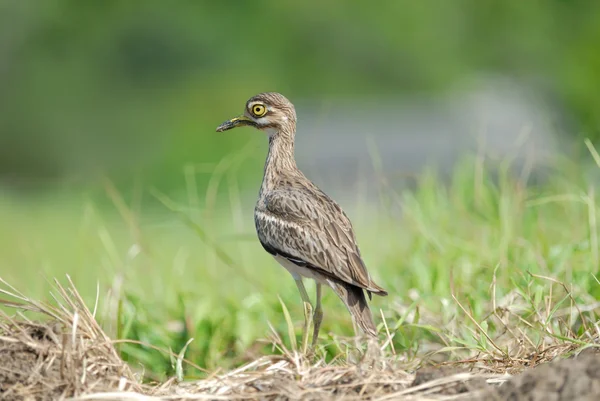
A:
216;92;387;343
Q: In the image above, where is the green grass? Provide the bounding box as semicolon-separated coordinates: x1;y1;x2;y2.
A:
1;151;600;382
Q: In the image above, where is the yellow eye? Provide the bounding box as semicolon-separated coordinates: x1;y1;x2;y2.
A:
251;104;267;117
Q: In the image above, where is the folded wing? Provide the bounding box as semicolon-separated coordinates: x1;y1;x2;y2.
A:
255;187;387;296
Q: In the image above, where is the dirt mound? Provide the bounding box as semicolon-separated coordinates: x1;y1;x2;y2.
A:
0;321;134;401
484;350;600;401
0;323;61;400
0;277;139;401
407;351;600;401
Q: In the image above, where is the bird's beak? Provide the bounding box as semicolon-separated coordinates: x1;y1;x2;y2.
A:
216;115;256;132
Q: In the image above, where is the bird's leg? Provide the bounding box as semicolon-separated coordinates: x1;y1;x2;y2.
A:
294;278;313;354
312;283;323;348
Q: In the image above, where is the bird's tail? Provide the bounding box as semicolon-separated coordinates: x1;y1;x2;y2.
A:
328;280;378;337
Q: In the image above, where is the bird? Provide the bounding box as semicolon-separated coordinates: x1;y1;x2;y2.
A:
216;92;388;347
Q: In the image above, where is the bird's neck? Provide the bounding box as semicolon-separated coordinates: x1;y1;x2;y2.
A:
260;131;298;193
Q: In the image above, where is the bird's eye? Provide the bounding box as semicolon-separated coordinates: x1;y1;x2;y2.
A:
252;104;267;117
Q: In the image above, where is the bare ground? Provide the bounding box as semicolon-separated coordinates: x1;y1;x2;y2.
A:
1;277;599;401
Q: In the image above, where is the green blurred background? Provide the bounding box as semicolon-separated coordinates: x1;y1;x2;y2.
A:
2;0;600;377
1;0;599;194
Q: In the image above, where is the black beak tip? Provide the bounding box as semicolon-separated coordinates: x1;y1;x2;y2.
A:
216;122;231;132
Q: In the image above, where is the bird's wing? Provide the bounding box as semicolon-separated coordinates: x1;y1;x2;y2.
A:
255;187;381;293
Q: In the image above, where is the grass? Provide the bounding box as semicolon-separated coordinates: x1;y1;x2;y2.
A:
1;147;600;389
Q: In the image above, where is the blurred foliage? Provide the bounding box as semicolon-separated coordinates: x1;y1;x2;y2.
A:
1;0;599;193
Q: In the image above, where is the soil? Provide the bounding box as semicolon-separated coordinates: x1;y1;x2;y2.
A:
485;350;600;401
0;321;126;401
411;365;488;395
411;349;600;400
0;323;63;401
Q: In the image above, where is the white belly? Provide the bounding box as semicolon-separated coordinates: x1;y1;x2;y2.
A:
273;255;328;283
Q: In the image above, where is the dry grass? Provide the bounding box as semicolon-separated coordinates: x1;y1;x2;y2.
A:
0;276;140;400
0;276;486;400
2;276;600;401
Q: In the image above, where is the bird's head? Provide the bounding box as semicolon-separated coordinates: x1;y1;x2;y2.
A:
216;92;297;137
